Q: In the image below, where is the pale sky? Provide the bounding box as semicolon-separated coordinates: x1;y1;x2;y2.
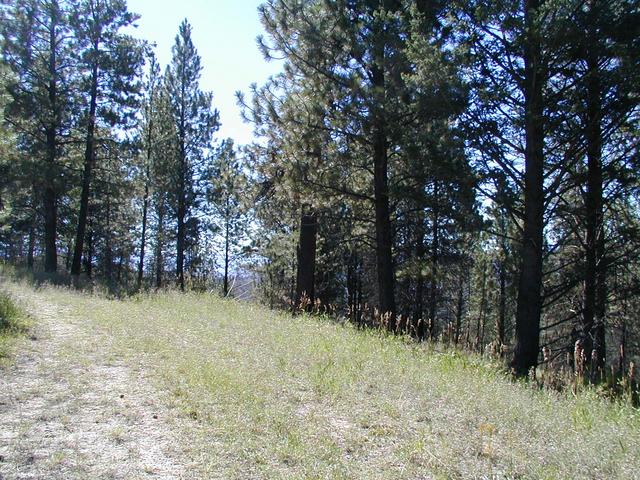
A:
126;0;282;145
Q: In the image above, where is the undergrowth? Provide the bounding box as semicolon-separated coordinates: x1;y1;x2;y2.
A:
0;290;30;365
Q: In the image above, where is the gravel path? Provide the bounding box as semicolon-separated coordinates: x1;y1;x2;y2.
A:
0;287;191;480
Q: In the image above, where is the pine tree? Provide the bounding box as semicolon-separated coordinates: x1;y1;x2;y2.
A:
208;139;250;297
68;0;144;278
2;0;75;272
164;19;219;290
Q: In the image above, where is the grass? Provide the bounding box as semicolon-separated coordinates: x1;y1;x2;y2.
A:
0;289;30;366
3;278;640;479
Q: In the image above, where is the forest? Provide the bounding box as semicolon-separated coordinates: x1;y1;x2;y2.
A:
0;0;639;386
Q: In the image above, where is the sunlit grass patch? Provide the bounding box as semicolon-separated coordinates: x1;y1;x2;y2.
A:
6;281;640;479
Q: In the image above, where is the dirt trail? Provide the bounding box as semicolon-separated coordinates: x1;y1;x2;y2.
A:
0;287;191;480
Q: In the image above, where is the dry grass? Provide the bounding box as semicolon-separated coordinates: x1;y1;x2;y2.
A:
2;276;640;479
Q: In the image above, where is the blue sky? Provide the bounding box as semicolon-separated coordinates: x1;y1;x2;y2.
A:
126;0;282;145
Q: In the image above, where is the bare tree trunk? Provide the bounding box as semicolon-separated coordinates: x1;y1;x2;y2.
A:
497;259;507;350
43;14;59;274
155;198;165;289
583;1;606;369
223;213;231;297
176;182;186;291
512;0;546;376
84;224;93;278
71;57;99;277
137;165;150;289
27;224;35;270
428;181;440;339
371;33;396;326
414;210;426;339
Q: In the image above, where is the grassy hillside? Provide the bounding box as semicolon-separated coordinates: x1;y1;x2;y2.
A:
4;280;640;479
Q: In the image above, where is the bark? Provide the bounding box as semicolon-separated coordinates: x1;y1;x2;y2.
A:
512;0;546;376
43;184;57;273
176;69;188;291
155;198;165;288
428;181;440;339
104;197;113;281
497;259;507;349
582;1;606;369
477;262;488;352
43;17;59;273
137;164;150;289
371;36;396;326
223;212;231;297
71;55;99;277
27;224;35;269
294;212;318;310
84;224;93;278
414;210;426;339
176;189;185;290
454;271;465;345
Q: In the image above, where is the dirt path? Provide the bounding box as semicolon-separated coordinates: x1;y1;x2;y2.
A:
0;287;192;480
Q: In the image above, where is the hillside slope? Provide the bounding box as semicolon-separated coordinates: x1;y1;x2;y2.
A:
1;279;639;480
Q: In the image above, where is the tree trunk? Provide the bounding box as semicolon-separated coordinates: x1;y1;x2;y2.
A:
155;198;165;289
43;184;57;273
414;210;426;339
223;213;231;297
583;1;606;369
71;57;99;277
497;259;507;350
43;14;59;274
84;224;93;278
294;212;317;310
371;38;396;326
27;223;35;270
137;164;150;289
512;0;545;376
105;198;113;282
454;270;465;345
428;181;440;339
176;200;185;290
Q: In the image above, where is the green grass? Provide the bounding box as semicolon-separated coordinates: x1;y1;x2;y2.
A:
5;280;640;479
0;290;30;366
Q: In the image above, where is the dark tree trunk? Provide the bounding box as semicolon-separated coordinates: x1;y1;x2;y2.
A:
512;0;546;376
294;212;317;310
27;223;35;269
497;259;507;349
176;196;185;290
582;2;606;369
43;15;59;274
454;270;465;345
84;224;93;278
155;198;165;289
428;181;440;339
43;184;57;273
371;42;396;326
105;197;113;282
347;250;363;325
71;57;99;277
223;214;231;297
137;165;150;289
477;261;488;352
414;210;426;339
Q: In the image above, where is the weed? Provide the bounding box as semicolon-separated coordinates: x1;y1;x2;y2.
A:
0;290;30;365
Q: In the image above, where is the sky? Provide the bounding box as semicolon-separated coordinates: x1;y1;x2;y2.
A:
125;0;282;146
